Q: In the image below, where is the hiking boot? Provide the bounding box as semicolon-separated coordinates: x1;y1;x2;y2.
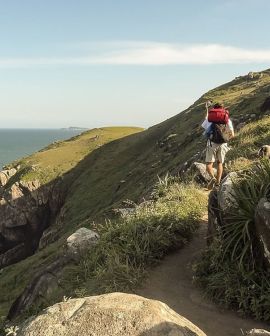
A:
207;177;217;190
213;182;221;190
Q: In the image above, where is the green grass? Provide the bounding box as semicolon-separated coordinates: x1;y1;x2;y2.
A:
221;114;270;174
194;240;270;321
227;116;270;171
0;126;143;321
59;180;207;299
9;127;143;184
0;179;207;325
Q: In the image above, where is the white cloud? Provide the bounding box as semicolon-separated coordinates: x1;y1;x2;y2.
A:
1;42;270;68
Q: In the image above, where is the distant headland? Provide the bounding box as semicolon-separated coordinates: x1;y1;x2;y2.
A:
61;126;89;131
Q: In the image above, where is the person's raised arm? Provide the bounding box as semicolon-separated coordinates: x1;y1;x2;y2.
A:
205;102;209;119
228;119;235;138
205;100;212;119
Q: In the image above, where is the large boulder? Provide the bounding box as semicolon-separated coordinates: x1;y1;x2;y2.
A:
207;172;238;244
255;198;270;268
191;162;217;184
17;293;206;336
217;172;238;213
66;227;99;256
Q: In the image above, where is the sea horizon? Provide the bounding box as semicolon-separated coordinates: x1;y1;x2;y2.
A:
0;128;85;169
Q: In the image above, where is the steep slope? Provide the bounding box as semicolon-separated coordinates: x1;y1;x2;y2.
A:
61;69;270;228
1;68;270;323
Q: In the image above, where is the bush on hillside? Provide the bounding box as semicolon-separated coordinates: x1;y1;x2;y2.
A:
195;159;270;321
227;116;270;171
64;180;207;296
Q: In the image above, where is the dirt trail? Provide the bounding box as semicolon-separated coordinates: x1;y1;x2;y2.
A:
136;219;269;336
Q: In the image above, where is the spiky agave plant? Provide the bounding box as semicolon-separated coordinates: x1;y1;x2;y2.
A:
221;159;270;270
150;173;179;199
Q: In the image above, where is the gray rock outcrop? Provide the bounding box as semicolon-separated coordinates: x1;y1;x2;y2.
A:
0;167;17;187
67;227;99;257
8;228;99;320
0;173;65;269
17;293;207;336
258;145;270;158
255;198;270;268
248;72;254;79
8;256;70;320
207;172;238;243
192;162;217;184
217;172;238;213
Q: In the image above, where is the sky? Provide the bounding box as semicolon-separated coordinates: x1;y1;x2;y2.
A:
1;0;270;128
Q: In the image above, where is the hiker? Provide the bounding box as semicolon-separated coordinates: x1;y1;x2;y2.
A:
202;102;234;189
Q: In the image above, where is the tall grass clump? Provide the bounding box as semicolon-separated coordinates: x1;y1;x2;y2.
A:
195;159;270;321
64;179;207;296
227;116;270;170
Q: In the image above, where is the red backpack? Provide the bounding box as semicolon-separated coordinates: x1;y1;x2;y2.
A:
208;108;229;124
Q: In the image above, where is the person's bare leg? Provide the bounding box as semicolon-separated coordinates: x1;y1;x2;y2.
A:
206;162;215;178
216;161;223;184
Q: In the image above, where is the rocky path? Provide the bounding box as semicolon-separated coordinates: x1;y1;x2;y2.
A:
136;218;269;336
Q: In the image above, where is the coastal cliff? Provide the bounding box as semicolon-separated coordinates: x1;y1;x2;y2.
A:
1;70;270;334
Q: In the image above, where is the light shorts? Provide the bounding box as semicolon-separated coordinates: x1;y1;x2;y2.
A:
205;142;230;164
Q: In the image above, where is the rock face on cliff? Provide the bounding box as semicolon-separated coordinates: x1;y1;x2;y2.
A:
17;293;206;336
255;198;270;268
8;227;100;320
0;168;65;269
0;167;17;187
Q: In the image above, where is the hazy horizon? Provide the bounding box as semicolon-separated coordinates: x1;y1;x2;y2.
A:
1;0;270;128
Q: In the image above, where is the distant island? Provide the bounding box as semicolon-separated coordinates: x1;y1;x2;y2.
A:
61;127;89;131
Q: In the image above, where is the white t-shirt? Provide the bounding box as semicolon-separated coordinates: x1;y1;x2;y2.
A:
201;119;234;145
201;119;234;132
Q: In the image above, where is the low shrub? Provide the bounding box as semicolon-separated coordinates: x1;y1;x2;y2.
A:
195;239;270;321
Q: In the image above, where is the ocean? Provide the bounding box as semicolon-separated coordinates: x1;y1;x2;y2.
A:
0;129;84;169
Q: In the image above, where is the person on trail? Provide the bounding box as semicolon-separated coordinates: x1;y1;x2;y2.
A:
202;102;234;190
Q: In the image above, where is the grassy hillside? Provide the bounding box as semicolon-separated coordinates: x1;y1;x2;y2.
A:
227;116;270;171
0;127;143;320
61;69;270;228
10;127;143;184
1;68;270;322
